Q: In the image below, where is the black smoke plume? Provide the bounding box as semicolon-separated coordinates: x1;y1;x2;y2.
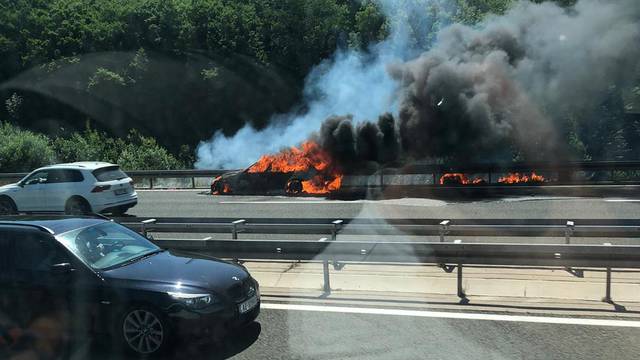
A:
316;0;640;167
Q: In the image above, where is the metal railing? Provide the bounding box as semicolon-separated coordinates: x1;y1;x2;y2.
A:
121;217;640;240
2;160;640;189
151;237;639;301
124;216;640;301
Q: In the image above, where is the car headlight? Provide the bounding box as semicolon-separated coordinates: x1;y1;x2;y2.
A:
168;292;217;309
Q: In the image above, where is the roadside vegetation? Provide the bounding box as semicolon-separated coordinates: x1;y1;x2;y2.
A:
0;0;637;170
0;122;185;172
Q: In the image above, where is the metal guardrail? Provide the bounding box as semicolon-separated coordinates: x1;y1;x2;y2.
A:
128;216;640;300
151;237;637;301
121;217;640;240
2;160;640;189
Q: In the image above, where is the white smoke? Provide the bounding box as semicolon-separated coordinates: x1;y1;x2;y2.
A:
195;0;447;169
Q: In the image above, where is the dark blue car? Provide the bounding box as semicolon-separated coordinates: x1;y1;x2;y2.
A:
0;215;260;356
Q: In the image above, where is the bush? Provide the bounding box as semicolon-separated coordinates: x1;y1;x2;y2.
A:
0;122;56;172
54;125;184;170
117;131;183;170
53;125;123;164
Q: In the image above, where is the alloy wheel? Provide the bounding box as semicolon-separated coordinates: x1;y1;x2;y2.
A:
122;309;164;355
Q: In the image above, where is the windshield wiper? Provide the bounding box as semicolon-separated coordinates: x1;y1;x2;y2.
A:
106;249;165;270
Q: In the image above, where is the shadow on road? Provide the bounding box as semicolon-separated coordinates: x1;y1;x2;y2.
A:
75;322;262;360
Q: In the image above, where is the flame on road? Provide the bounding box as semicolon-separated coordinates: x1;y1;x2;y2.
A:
498;172;545;184
439;173;485;185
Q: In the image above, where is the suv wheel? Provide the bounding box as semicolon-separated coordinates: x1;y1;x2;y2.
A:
65;197;91;215
0;196;17;215
120;307;169;356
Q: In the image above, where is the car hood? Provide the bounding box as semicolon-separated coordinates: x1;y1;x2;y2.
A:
101;250;250;295
0;183;20;192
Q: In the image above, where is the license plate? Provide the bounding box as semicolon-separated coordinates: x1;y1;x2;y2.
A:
115;188;127;195
238;295;258;314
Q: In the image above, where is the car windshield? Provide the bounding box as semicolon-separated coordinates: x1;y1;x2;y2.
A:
56;222;159;270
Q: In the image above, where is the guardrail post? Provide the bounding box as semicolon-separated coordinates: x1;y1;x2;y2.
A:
330;220;345;271
323;260;331;295
192;177;196;189
603;242;612;303
457;264;465;298
565;221;574;244
439;220;450;242
604;267;612;303
149;178;154;189
231;219;246;240
231;219;246;263
331;220;343;240
140;219;157;237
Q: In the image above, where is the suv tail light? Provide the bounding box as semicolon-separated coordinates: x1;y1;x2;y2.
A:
91;185;111;193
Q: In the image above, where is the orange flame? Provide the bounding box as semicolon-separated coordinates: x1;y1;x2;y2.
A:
498;172;545;184
211;176;232;194
440;173;485;185
249;141;342;194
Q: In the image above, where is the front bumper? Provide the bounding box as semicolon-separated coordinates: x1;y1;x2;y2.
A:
169;300;260;338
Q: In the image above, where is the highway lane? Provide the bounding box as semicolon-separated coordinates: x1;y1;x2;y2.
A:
130;190;640;220
83;303;640;360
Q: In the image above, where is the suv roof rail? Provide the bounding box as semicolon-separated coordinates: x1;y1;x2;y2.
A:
0;222;54;234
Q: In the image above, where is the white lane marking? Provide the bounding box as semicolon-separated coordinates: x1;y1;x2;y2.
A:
261;303;640;328
605;199;640;202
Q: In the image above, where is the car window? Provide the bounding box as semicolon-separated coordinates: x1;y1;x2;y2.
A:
0;237;9;277
46;169;84;184
92;166;127;182
13;235;68;272
21;171;48;186
56;222;159;270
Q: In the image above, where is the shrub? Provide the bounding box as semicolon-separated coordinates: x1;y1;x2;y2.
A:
0;122;56;172
117;131;183;170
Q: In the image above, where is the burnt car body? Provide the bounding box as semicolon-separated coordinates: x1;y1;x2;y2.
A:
211;166;319;195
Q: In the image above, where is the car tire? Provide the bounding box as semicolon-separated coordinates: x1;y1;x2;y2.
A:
110;206;126;216
0;196;17;215
118;306;171;357
64;197;91;215
286;179;303;195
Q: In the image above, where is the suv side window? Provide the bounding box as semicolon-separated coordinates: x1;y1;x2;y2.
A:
22;170;49;185
46;169;84;184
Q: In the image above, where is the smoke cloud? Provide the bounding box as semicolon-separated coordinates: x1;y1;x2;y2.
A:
195;0;443;169
388;0;640;163
198;0;640;169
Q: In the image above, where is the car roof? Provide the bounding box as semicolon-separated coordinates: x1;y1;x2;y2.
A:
37;162;117;171
0;215;109;235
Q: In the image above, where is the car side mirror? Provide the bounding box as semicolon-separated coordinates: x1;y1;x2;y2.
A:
51;262;75;274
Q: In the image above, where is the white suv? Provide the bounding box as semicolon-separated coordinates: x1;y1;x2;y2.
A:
0;162;137;215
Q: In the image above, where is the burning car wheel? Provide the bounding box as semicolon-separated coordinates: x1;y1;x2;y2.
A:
286;179;303;195
212;180;230;195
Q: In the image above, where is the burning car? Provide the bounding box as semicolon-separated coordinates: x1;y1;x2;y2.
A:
211;141;342;196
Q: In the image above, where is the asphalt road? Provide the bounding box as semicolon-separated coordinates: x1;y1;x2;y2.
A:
79;304;640;360
130;190;640;220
